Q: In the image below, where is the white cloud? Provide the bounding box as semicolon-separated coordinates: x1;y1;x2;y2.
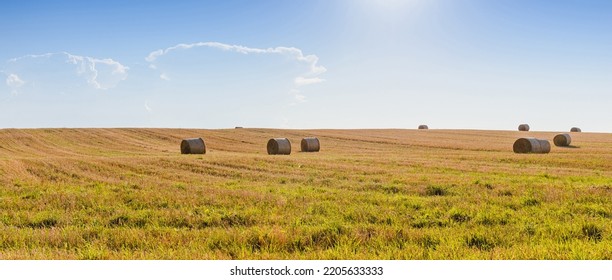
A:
5;73;25;95
7;53;55;62
145;41;326;78
64;52;129;89
6;73;25;88
145;41;326;107
7;52;129;90
289;89;307;106
294;76;325;86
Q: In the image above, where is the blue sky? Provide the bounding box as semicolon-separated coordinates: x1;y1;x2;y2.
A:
1;0;610;131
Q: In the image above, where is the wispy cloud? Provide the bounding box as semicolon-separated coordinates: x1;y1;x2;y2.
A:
146;41;326;78
65;53;129;89
289;89;306;105
5;73;25;94
7;52;129;90
7;53;55;62
295;76;325;86
145;41;326;106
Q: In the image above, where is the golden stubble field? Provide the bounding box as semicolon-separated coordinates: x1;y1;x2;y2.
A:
0;128;610;259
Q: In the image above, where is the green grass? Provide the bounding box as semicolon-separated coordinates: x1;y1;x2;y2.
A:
0;128;610;259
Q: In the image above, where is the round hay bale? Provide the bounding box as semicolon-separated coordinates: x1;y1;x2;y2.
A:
570;127;581;132
180;138;206;154
513;137;550;154
553;133;571;147
418;125;428;130
267;138;291;155
301;137;320;152
518;124;530;131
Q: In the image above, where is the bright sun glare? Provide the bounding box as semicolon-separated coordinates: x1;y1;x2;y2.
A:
358;0;424;20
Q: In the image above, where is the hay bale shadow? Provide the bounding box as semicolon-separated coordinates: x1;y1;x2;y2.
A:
561;145;580;149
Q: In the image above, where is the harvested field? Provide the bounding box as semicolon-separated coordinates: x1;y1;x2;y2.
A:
0;128;610;259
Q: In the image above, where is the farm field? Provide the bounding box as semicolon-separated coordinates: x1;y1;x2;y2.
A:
0;128;610;259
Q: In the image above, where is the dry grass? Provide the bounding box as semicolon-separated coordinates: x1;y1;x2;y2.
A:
0;128;610;259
